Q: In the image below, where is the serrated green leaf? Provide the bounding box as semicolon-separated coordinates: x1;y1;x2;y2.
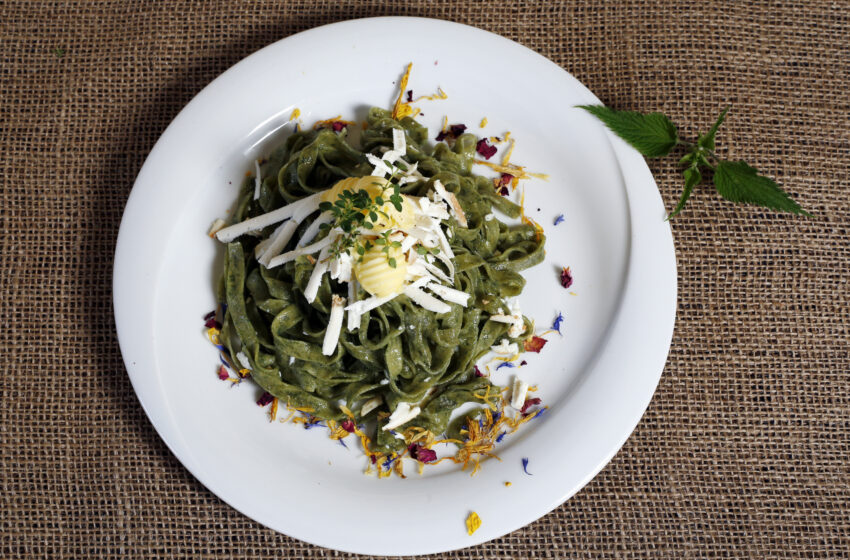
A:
714;160;810;216
578;105;678;157
698;106;729;151
668;166;702;219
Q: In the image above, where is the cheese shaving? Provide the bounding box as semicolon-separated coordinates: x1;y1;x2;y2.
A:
510;377;529;409
382;402;421;431
215;192;320;242
403;286;451;314
322;295;346;356
207;218;226;238
253;160;262;200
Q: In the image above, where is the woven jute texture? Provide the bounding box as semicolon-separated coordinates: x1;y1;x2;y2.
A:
2;1;848;558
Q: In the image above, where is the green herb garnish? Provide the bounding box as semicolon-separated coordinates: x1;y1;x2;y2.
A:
578;105;810;218
317;166;405;262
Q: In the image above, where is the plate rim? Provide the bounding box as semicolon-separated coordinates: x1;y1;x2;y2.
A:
113;16;677;555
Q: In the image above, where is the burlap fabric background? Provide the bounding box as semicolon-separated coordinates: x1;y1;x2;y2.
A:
2;1;848;558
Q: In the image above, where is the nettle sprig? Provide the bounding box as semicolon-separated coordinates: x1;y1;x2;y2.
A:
318;173;405;263
578;105;810;218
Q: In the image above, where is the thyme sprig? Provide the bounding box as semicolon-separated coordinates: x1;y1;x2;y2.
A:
318;164;405;264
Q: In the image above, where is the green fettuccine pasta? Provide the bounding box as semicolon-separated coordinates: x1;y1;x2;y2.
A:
217;108;545;453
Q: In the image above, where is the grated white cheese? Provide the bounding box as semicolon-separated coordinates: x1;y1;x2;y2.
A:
253;160;262;200
403;286;451;314
236;351;252;370
296;211;334;248
208;218;227;237
266;231;336;268
489;300;525;337
382;402;421;431
510;377;529;409
426;283;470;306
433;180;467;228
304;245;331;303
491;339;519;355
400;234;418;254
361;396;382;417
392;128;407;154
215;192;320;243
346;279;360;331
366;153;393;177
329;251;352;283
322;295;346;356
419;257;452;284
257;219;300;266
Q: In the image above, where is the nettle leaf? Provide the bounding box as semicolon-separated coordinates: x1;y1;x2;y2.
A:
698;106;729;151
578;105;678;157
668;166;702;219
714;160;810;216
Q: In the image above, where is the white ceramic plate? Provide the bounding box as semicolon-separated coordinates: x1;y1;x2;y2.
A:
114;17;676;556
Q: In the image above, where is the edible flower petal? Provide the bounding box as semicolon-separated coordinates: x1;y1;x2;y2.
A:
520;397;542;414
476;138;497;159
466;511;482;535
436;123;467;141
552;312;564;334
521;457;532;475
554;214;565;225
474;365;485;377
407;443;438;463
256;392;274;407
341;419;356;433
496;362;515;370
523;336;547;353
560;266;573;289
217;366;229;381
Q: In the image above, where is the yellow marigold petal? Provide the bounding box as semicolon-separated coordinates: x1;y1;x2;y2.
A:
466;511;482;535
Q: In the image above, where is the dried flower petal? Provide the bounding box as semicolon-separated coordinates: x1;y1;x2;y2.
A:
341;419;355;433
466;511;482;535
436;123;467;141
498;173;513;187
204;317;222;329
408;443;437;463
520;397;542;414
256;392;274;406
331;121;347;132
406;90;413;102
523;336;547;353
217;366;229;381
521;457;532;475
552;312;564;334
560;266;573;289
496;362;515;370
474;365;485;377
476;138;497;159
204;310;216;321
554;214;565;225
